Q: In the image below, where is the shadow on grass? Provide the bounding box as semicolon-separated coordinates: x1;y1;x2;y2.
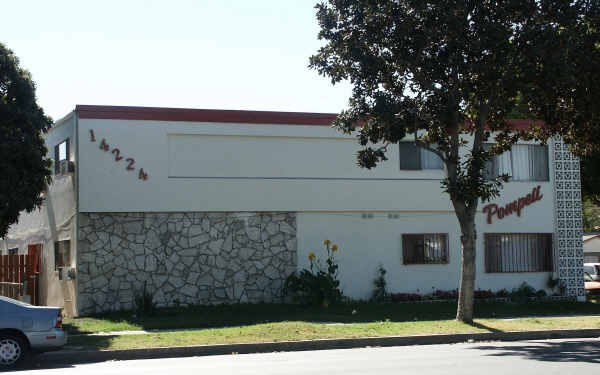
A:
63;300;600;334
471;321;503;333
471;340;600;364
66;335;118;351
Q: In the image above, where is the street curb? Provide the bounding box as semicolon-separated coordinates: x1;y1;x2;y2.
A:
32;328;600;366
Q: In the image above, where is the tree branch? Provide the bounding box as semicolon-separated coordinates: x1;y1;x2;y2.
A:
414;132;447;162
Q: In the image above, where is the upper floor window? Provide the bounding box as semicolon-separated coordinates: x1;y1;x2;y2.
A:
399;142;443;170
485;144;549;181
54;139;70;174
8;248;18;256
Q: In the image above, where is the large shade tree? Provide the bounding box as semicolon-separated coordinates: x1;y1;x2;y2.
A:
310;0;600;323
0;43;53;238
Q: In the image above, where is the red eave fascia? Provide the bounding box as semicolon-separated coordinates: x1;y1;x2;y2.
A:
76;105;339;126
504;119;546;131
75;105;543;130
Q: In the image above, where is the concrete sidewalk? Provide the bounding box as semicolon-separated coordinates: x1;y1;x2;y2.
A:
33;328;600;367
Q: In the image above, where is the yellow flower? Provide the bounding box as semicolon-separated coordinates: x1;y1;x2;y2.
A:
324;240;331;246
308;252;316;262
332;244;338;252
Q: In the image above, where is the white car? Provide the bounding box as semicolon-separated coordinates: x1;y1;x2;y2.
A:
584;263;600;281
0;296;67;368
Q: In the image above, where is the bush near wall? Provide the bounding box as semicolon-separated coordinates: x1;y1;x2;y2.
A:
388;283;551;303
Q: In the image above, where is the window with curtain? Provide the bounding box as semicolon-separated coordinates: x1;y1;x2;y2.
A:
485;144;549;181
402;234;448;264
484;233;553;272
399;142;443;170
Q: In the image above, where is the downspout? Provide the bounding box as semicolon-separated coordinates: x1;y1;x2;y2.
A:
73;109;80;316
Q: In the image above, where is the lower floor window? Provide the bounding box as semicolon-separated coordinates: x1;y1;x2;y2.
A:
402;234;448;264
485;233;553;273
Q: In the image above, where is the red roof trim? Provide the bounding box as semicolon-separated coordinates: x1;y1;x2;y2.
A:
76;105;339;126
504;118;546;131
75;105;543;130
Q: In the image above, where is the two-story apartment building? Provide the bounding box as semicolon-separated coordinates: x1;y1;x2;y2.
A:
2;105;586;316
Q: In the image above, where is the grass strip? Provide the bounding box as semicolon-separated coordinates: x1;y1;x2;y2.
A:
64;301;600;335
67;316;600;351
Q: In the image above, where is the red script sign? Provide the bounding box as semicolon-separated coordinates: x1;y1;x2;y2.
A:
482;186;543;224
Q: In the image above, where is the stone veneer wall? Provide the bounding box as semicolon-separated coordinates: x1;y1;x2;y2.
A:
77;212;297;315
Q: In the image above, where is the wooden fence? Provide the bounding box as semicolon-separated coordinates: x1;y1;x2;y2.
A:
0;254;40;304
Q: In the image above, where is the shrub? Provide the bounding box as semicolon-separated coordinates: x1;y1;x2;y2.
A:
510;282;537;297
509;282;538;302
370;265;388;302
134;281;157;316
284;240;343;306
431;289;458;299
390;293;422;302
473;289;495;299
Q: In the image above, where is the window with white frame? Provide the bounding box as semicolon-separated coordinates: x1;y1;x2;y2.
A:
399;142;443;170
402;234;449;264
485;144;549;181
484;233;553;273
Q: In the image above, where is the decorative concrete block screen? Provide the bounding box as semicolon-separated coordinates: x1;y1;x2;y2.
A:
77;212;297;315
552;136;585;299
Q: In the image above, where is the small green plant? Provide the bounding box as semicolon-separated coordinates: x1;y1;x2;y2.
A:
173;298;181;309
370;264;388;302
284;240;343;307
134;281;157;316
547;276;562;295
509;282;537;302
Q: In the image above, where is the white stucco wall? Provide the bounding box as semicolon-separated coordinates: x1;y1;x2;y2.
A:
77;118;450;213
3;114;78;312
297;182;556;299
584;236;600;262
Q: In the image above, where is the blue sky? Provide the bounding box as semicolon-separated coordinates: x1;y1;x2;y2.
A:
2;0;352;120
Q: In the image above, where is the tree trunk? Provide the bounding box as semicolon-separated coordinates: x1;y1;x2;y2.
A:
456;216;477;323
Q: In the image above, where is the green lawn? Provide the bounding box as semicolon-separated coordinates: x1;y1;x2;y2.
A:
64;300;600;335
66;316;600;351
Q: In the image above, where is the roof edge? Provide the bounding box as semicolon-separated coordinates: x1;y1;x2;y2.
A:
75;105;339;126
73;104;544;130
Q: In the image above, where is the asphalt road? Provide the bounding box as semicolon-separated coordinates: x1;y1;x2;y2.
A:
15;338;600;375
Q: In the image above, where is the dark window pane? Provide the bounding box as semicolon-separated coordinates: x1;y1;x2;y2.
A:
399;143;421;170
403;234;448;265
532;145;549;181
54;240;71;270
